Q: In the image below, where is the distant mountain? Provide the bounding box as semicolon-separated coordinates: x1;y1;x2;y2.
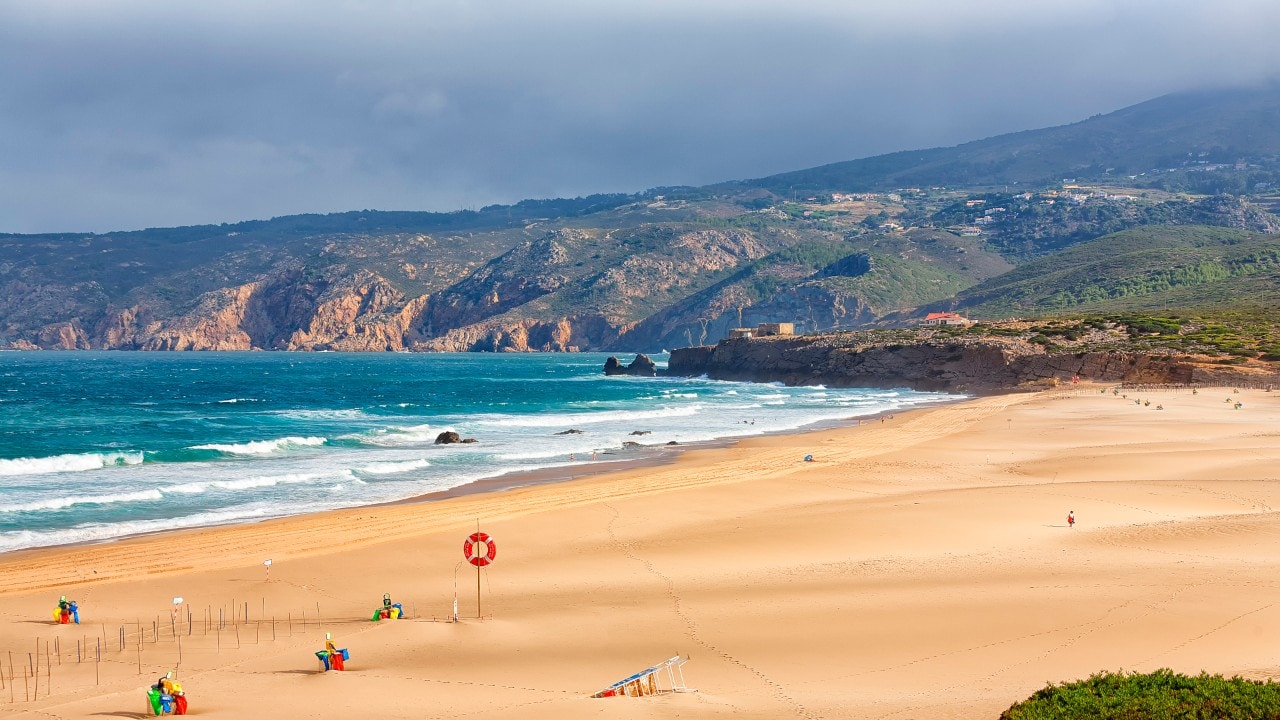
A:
3;85;1280;351
734;82;1280;195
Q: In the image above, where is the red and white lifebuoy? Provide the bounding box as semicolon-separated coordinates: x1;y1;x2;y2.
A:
463;532;497;567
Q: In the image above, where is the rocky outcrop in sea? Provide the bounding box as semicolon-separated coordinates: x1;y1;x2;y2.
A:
603;354;658;377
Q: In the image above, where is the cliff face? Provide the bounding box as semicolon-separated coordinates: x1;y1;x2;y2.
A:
417;315;611;352
34;269;428;351
669;335;1280;393
2;180;1275;352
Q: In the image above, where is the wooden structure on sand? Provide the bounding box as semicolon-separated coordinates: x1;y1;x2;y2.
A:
591;655;691;698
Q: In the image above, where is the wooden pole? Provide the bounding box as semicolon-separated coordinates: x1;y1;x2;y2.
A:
44;641;49;696
95;640;100;686
177;635;182;667
234;624;240;649
30;650;36;700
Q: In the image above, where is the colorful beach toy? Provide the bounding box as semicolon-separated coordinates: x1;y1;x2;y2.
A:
145;671;187;715
52;596;80;624
317;632;349;671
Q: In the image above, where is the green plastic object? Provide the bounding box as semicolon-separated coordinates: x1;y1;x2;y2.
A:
147;688;162;715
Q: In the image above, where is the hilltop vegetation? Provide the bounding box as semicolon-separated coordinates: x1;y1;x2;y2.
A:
920;225;1280;319
2;85;1280;351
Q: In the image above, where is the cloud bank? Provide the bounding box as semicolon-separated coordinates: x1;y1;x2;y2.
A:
2;0;1279;232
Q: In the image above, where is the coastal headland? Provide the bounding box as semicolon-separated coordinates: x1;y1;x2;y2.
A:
668;331;1280;394
0;385;1277;718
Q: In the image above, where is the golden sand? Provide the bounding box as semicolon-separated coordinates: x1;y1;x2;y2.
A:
0;386;1277;719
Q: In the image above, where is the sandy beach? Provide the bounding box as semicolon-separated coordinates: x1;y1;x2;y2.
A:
0;385;1277;719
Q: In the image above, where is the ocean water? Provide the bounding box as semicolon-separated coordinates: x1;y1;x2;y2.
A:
0;352;955;552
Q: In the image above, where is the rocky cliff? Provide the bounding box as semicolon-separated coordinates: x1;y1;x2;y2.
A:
2;168;1276;351
669;334;1280;393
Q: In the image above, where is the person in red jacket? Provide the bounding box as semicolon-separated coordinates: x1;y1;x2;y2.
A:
1067;510;1075;528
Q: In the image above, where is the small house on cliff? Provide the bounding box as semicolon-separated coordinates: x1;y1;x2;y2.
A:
920;312;971;327
726;323;795;340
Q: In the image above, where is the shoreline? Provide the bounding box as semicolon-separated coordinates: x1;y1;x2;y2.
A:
382;399;937;505
0;396;959;561
0;394;966;597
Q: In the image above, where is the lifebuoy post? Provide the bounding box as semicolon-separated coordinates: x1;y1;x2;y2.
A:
463;520;497;618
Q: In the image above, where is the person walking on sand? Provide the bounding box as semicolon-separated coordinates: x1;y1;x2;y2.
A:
1067;510;1075;528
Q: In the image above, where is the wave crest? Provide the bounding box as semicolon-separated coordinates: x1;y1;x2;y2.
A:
188;436;327;456
0;488;162;513
0;451;144;477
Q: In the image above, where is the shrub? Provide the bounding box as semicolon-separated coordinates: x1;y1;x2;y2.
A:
1000;669;1280;720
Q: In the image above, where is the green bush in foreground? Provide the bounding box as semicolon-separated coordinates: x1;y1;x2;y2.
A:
1000;670;1280;720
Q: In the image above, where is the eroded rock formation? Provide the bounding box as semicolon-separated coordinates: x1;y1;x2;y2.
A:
603;354;657;377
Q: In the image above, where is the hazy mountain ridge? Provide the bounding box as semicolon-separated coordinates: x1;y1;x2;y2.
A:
734;83;1280;195
5;85;1280;352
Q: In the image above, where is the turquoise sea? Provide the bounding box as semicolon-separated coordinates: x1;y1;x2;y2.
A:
0;352;955;552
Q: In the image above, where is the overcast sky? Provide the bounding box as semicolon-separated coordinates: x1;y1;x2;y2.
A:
3;0;1279;234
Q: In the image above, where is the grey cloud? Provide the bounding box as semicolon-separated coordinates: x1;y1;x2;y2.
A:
2;0;1279;232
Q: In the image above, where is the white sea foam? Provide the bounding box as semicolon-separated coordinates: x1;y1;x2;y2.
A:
189;436;327;455
273;409;369;421
0;489;163;513
356;459;431;475
355;424;439;446
0;506;281;553
0;451;144;477
478;405;701;428
161;473;322;495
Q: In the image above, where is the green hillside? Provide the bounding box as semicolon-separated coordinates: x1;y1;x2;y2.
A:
947;225;1280;317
